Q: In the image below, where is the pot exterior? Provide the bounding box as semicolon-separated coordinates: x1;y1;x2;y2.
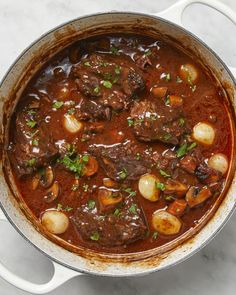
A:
0;12;235;276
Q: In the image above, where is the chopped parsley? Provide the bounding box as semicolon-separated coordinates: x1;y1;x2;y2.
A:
127;118;134;126
71;184;79;191
165;96;170;106
58;153;89;178
163;133;172;141
129;203;137;215
56;203;73;212
176;76;183;83
176;143;188;158
102;80;112;89
115;65;121;75
152;232;159;240
144;49;152;56
165;73;171;81
26;120;37;128
90;232;100;241
88;199;96;210
187;142;197;151
83;183;89;192
32;139;39;146
26;158;36;167
27;109;37;115
118;168;128;180
136;153;141;160
110;46;119;55
52;101;64;109
84;61;91;67
93;86;100;94
159;169;170;178
176;142;197;157
165;195;175;201
113;208;121;216
67;108;75;115
123;187;136;197
179;117;185;126
155;182;166;191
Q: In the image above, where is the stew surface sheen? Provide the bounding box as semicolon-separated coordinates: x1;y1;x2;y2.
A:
8;34;232;254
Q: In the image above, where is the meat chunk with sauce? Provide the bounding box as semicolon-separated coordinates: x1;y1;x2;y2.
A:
71;53;145;113
130;99;189;145
72;195;147;246
10;105;58;177
88;141;152;181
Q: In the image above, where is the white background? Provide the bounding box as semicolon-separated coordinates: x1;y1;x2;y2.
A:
0;0;236;294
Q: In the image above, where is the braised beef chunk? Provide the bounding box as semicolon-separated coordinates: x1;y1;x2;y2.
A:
11;106;58;177
72;195;147;246
130;100;189;144
88;141;152;181
196;163;222;184
78;99;112;121
71;53;145;112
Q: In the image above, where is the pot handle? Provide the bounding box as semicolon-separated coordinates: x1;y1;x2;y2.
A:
0;209;80;294
155;0;236;78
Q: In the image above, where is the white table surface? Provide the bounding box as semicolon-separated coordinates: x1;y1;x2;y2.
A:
0;0;236;294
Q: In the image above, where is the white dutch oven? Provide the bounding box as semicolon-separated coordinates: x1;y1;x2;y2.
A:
0;0;236;293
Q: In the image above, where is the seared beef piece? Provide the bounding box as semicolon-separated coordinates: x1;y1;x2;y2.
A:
88;141;152;181
71;53;145;112
196;163;222;184
78;99;112;121
11;106;58;177
130;100;189;145
72;195;147;246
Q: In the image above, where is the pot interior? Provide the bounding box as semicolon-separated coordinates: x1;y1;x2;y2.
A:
0;12;235;276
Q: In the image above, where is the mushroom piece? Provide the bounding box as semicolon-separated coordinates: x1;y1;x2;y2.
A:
44;181;60;203
103;178;119;188
41;210;69;234
164;179;188;198
208;153;229;175
185;186;212;208
138;174;161;202
63;114;83;133
98;188;123;213
83;156;99;176
152;210;182;235
151;86;168;98
40;166;54;188
192;122;215;145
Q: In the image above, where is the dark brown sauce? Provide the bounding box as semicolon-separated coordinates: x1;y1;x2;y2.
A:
8;34;232;254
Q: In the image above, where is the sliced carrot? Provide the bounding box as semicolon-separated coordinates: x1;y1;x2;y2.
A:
167;199;187;216
169;95;183;108
98;189;123;213
151;86;168;98
84;156;98;176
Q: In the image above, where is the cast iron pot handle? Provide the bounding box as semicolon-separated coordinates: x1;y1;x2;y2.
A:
155;0;236;78
0;210;79;294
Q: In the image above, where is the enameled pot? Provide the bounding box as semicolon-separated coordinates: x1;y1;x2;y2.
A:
0;0;236;293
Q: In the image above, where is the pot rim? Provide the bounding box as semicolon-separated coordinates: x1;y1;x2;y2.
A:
0;10;235;277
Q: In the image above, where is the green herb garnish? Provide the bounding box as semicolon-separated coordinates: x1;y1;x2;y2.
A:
179;118;185;126
53;101;64;109
159;169;170;178
84;61;91;67
115;65;121;75
83;183;89;192
129;203;137;215
67;108;76;115
165;73;171;81
113;208;121;216
144;49;152;56
163;133;172;141
26;120;37;128
187;142;197;151
88;199;96;210
176;143;188;158
118;168;128;180
90;232;100;241
124;187;136;197
155;182;166;191
102;80;112;89
176;76;183;83
93;86;100;94
110;46;119;55
71;184;79;191
26;158;36;167
136;153;141;160
32;139;39;146
127;118;134;127
152;232;159;239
